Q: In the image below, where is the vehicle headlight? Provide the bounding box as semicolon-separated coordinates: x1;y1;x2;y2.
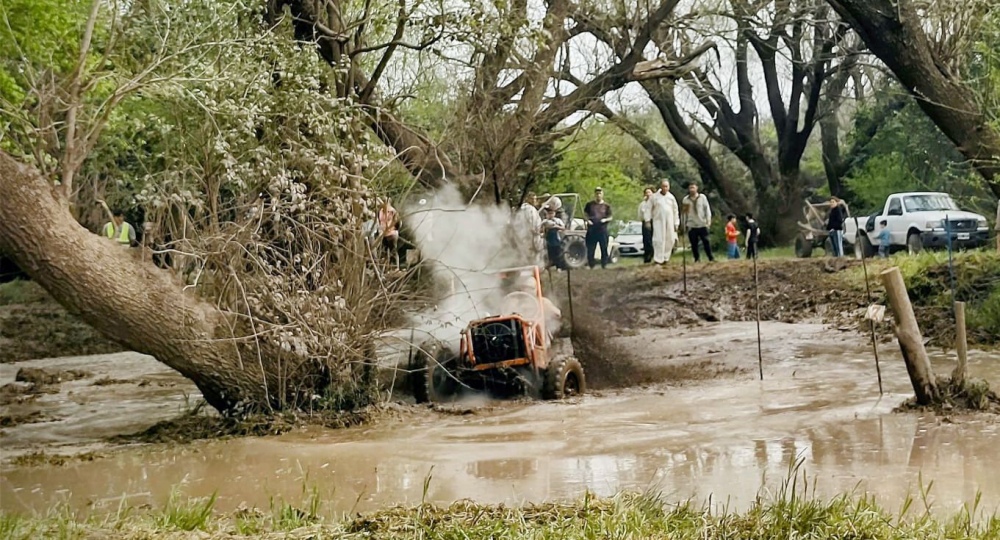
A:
925;220;943;230
978;218;988;229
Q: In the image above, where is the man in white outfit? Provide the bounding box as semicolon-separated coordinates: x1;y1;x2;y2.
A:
650;180;679;264
515;193;544;265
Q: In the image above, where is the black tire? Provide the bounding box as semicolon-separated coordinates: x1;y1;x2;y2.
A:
907;232;923;255
855;234;876;259
794;234;813;258
543;356;585;400
411;343;460;403
562;235;587;269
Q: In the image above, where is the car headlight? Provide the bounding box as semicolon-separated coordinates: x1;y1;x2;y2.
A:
978;218;988;229
925;220;943;230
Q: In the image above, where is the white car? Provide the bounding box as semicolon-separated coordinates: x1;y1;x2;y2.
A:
844;192;991;256
614;221;644;257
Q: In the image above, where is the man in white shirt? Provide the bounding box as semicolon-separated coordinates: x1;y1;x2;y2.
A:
650;180;679;264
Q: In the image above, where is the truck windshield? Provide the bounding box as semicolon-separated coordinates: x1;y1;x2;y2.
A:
903;195;957;212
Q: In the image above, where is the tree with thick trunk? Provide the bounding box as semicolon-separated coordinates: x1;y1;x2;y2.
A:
827;0;1000;198
0;152;282;414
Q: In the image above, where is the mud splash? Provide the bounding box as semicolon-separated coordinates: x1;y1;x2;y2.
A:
3;322;1000;518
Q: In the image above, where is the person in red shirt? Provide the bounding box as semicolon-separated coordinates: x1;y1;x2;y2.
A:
725;214;741;259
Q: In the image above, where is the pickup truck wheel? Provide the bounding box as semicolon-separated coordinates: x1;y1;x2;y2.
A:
609;246;621;265
907;233;923;255
794;234;813;258
562;235;587;269
856;234;875;259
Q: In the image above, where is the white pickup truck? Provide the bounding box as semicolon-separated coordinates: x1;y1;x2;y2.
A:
844;192;991;257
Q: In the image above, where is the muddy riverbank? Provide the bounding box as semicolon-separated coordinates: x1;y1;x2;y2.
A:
4;321;999;518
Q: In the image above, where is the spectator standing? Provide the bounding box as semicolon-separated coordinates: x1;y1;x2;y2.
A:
541;205;565;269
638;188;654;263
515;193;544;265
826;197;846;257
650;180;679;264
681;183;714;262
102;210;136;247
744;213;760;260
877;219;891;258
377;198;400;268
583;187;613;269
725;214;741;259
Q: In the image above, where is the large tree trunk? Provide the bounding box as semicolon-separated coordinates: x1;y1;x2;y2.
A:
828;0;1000;197
0;152;280;414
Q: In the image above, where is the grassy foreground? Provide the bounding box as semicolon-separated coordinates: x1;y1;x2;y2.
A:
3;488;998;539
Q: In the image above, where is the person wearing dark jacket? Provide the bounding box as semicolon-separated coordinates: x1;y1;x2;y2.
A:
826;197;847;257
584;187;613;268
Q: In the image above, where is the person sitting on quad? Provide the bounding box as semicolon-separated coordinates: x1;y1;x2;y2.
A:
500;275;561;346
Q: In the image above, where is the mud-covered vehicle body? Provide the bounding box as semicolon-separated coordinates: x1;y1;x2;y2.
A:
411;265;585;402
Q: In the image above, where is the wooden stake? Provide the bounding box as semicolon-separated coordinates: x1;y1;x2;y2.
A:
951;301;968;387
856;217;883;395
879;266;938;405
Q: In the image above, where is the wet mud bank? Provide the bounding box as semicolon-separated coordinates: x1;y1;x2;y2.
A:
3;321;1000;518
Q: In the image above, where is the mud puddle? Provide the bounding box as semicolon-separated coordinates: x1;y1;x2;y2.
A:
3;322;1000;518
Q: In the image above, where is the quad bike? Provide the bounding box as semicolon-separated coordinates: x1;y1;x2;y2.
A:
410;265;586;402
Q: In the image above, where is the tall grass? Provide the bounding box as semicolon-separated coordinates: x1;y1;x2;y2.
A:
2;472;998;539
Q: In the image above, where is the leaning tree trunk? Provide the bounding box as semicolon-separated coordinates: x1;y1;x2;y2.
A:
0;152;279;414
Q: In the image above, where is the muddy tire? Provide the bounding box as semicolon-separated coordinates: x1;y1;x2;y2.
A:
907;232;923;255
411;343;460;403
562;235;587;269
794;234;813;258
543;356;585;400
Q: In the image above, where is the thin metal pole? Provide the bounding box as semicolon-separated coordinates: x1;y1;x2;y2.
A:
753;251;762;381
680;215;688;293
566;267;575;338
855;217;883;395
945;214;956;305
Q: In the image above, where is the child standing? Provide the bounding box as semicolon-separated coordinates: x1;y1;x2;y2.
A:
725;214;741;259
541;205;566;269
877;219;891;258
744;213;760;260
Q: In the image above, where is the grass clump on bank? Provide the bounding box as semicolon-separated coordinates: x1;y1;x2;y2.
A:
844;249;1000;346
3;486;999;539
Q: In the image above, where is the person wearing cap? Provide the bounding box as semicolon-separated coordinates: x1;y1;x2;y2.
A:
584;187;613;269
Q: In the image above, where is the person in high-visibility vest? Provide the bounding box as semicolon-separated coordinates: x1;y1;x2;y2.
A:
102;210;136;247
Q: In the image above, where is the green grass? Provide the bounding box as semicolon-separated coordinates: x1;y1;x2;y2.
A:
758;245;796;259
0;279;48;306
2;474;998;539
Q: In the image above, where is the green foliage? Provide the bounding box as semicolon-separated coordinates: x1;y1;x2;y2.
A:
844;100;993;216
0;279;48;306
536;121;650;219
153;491;217;531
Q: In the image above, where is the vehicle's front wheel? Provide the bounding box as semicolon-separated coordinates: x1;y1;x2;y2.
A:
907;232;923;255
794;234;813;258
411;342;461;403
543;357;585;399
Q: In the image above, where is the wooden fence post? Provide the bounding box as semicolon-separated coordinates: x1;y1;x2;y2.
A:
879;266;938;405
951;301;968;387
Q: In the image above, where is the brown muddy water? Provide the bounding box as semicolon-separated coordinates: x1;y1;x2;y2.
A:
2;322;1000;518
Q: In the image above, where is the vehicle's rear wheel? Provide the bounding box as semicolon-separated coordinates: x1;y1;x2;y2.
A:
411;343;461;403
543;356;585;399
907;232;923;255
562;235;587;269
